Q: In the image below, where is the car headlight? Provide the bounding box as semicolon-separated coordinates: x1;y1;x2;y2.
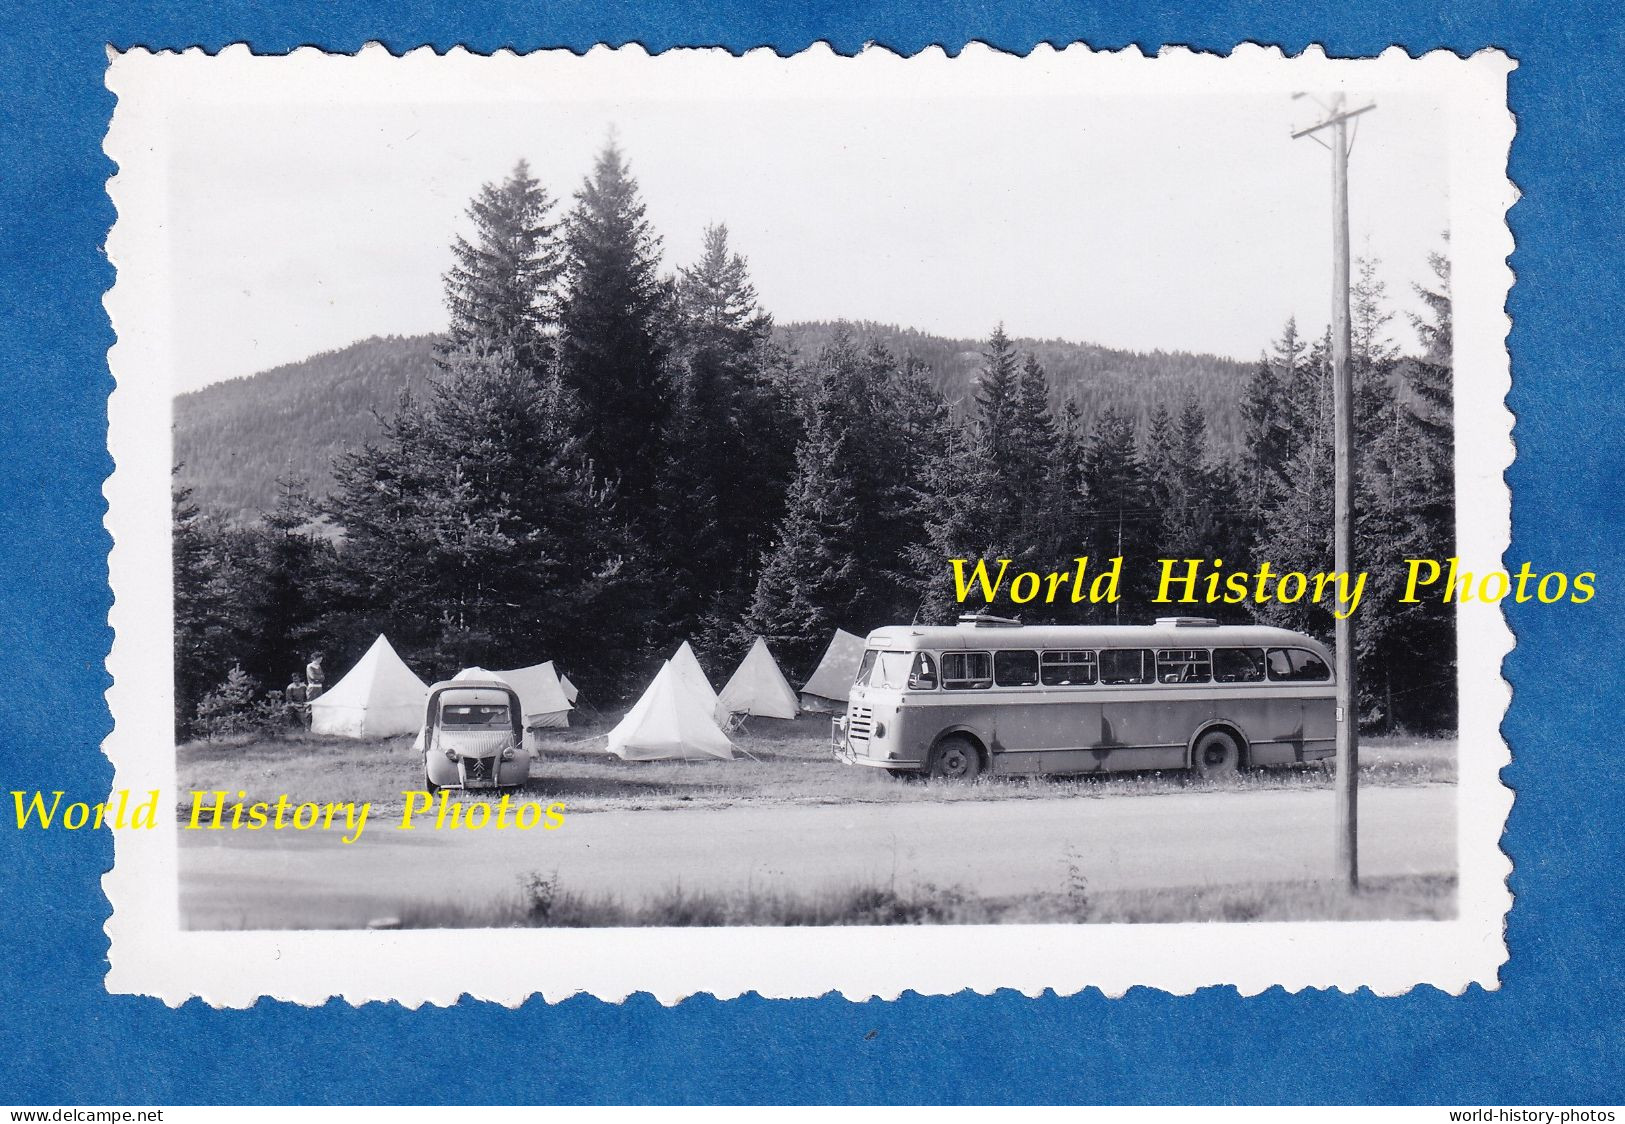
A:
500;747;515;761
444;748;460;762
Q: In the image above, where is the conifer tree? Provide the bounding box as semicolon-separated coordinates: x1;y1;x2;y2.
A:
331;343;648;686
659;225;797;643
442;160;563;375
1010;352;1059;549
972;325;1024;543
237;474;331;691
173;471;237;739
1078;406;1154;621
1042;398;1089;563
557;140;673;520
908;414;989;623
745;343;863;679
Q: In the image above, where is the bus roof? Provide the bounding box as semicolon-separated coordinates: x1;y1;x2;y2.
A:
864;620;1331;656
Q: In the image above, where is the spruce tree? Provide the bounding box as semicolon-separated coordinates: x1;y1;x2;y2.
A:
972;324;1023;543
1078;406;1154;621
173;471;237;739
908;412;989;623
557;140;673;521
331;343;649;687
745;345;863;679
239;474;330;691
659;225;797;645
442;159;564;376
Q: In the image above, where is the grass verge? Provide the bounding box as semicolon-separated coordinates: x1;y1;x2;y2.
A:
380;871;1456;928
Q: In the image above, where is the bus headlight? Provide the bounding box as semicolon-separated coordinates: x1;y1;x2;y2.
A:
873;721;886;739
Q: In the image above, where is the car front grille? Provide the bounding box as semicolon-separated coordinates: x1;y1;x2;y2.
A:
462;756;493;782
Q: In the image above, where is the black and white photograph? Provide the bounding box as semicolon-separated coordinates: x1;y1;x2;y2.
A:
100;44;1514;1003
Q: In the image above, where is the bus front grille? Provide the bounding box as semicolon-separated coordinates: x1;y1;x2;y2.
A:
848;706;874;746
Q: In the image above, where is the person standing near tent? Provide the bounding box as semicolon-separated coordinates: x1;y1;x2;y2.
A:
305;652;324;703
285;674;307;729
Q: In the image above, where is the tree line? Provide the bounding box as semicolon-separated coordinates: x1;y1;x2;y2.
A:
173;141;1456;739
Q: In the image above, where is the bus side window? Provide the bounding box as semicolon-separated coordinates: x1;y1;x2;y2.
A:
1041;650;1097;686
908;652;938;691
994;650;1039;687
1099;648;1154;685
941;651;993;690
1213;647;1265;683
1155;648;1212;683
1267;647;1332;682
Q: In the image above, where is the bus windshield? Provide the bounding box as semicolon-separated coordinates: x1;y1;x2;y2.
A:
856;650;914;690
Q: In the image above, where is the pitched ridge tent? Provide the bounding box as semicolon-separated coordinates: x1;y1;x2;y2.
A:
606;661;735;761
668;641;718;710
454;662;573;729
309;634;429;739
718;637;799;720
799;629;867;712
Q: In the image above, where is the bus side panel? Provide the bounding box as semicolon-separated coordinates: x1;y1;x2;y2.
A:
986;694;1104;775
992;695;1187;774
1300;693;1337;760
897;699;996;768
1099;693;1199;771
1221;692;1335;765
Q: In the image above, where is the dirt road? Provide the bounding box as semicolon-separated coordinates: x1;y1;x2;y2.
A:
179;783;1455;929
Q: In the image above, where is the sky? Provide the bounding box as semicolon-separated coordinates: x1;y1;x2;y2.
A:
151;48;1454;392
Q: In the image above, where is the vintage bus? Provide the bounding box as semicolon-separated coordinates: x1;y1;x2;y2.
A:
833;615;1336;780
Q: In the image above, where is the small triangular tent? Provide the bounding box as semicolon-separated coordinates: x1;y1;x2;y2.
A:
668;641;718;710
718;637;799;720
455;662;573;729
310;635;428;738
607;662;735;761
800;629;866;711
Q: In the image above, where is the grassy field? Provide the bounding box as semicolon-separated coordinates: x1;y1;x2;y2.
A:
177;712;1456;821
379;871;1458;928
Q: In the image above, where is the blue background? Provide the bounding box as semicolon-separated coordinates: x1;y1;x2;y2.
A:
1;0;1621;1105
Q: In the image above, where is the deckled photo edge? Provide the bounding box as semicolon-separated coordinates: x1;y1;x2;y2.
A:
100;44;1514;1007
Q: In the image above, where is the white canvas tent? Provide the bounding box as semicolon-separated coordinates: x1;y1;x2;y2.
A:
668;641;718;711
718;637;799;720
800;629;866;712
454;662;573;729
310;635;428;738
606;662;735;761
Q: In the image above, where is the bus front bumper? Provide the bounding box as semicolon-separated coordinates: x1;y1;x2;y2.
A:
831;717;924;771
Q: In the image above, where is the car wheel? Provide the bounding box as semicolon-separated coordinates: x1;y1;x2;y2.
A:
928;735;982;781
1191;729;1241;779
424;771;440;795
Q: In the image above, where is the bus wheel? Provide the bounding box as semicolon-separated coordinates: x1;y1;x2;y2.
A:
1191;730;1241;779
928;736;982;781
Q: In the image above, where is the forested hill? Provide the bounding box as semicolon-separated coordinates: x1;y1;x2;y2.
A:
778;320;1253;454
173;335;439;520
173;324;1253;520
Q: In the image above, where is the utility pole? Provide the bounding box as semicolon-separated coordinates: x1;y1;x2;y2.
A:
1293;91;1374;890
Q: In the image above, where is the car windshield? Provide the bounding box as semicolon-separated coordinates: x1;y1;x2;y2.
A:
440;703;510;727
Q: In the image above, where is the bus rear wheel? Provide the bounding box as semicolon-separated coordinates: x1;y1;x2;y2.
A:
1191;730;1241;779
928;736;982;782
